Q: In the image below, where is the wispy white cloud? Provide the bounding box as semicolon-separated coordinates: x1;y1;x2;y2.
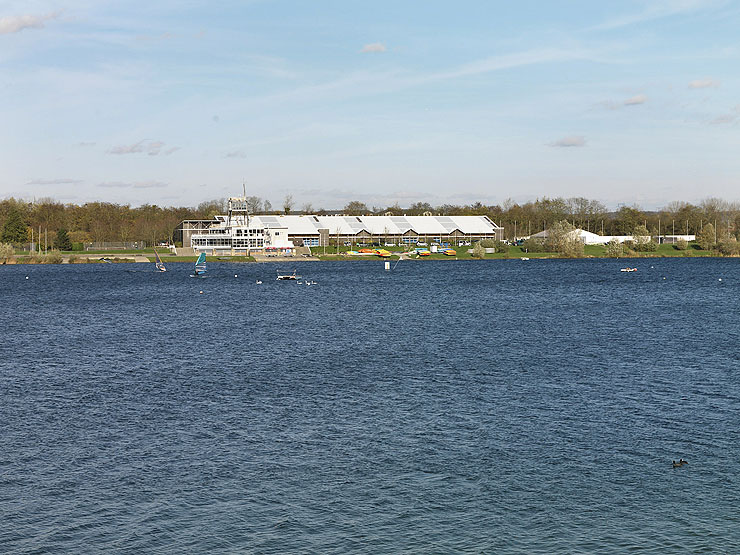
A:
360;42;386;53
26;178;83;185
249;47;598;109
428;48;594;81
592;0;726;30
548;136;586;148
602;93;649;110
225;150;248;158
135;32;173;42
0;12;59;34
624;94;648;105
689;78;719;88
108;140;177;155
709;114;736;124
97;181;132;188
97;181;168;189
77;142;96;147
146;141;164;155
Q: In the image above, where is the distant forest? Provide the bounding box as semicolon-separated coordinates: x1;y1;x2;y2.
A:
1;195;739;246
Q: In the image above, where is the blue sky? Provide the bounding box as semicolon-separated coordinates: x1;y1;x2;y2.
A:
2;0;740;209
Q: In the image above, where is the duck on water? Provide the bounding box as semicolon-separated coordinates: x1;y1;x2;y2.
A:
672;459;689;468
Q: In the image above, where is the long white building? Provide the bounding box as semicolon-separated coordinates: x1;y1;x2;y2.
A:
180;197;503;255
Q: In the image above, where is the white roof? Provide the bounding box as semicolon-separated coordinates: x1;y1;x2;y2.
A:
532;228;600;239
249;214;500;235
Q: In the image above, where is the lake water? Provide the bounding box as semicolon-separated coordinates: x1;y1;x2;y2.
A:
1;258;738;553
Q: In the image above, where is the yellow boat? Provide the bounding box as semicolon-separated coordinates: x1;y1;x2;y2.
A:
443;249;456;256
376;249;391;257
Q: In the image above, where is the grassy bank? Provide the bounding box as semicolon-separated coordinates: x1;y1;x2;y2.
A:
2;243;730;265
313;242;721;260
143;255;257;263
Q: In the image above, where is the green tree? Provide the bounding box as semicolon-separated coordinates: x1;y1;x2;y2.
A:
605;239;623;257
613;205;645;236
55;228;73;251
717;234;739;255
697;223;715;250
544;220;584;258
0;243;14;262
632;224;656;251
521;238;545;252
1;207;28;245
471;242;485;259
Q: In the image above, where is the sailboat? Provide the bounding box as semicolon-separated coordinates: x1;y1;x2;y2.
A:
276;269;299;280
190;252;207;277
153;248;167;272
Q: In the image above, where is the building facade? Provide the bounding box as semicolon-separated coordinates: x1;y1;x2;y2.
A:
179;200;503;255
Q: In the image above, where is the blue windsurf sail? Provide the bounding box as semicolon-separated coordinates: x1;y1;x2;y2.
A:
194;252;207;275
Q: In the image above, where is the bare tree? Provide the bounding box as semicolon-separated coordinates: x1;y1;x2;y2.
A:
344;201;369;215
283;194;294;215
246;196;262;214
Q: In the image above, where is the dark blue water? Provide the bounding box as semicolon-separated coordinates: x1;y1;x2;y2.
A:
1;258;738;553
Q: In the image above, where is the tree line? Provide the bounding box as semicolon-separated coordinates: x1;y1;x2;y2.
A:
339;197;740;240
1;195;739;249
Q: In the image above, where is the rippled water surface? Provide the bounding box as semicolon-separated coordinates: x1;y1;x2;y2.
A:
1;258;739;553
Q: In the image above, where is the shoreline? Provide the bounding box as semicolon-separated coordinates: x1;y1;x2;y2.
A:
2;251;736;265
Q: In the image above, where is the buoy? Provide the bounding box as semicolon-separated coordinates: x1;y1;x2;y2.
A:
25;276;29;280
719;278;722;282
199;290;203;294
235;274;238;278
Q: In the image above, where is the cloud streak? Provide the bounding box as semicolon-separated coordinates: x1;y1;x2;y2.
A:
624;94;648;105
97;181;168;189
360;42;386;53
27;178;83;185
548;136;586;148
592;0;725;30
601;93;648;110
689;78;719;88
108;140;178;156
97;181;132;188
225;150;248;158
248;46;599;110
709;114;736;125
0;12;59;34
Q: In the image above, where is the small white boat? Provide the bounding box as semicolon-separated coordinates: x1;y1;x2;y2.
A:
276;270;299;281
620;267;637;272
521;257;530;261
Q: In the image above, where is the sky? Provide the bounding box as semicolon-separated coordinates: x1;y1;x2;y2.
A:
2;0;740;210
